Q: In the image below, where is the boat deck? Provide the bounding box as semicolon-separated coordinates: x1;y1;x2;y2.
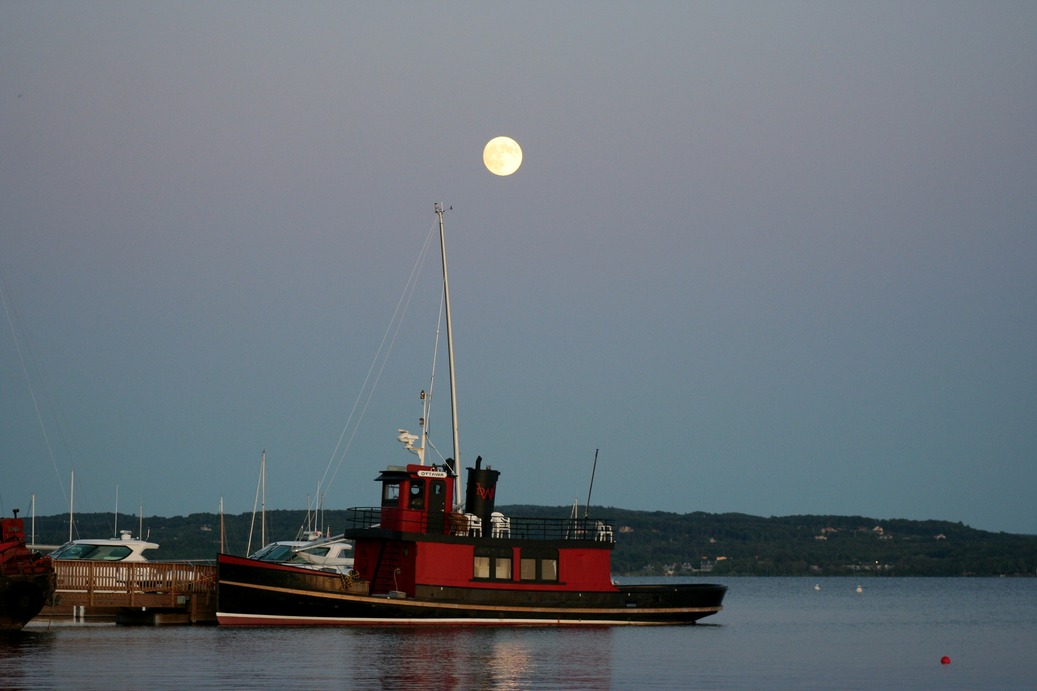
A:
343;507;616;542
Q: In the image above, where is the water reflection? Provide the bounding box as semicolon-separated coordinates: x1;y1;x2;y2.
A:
6;579;1035;689
0;628;62;688
488;634;533;688
346;626;613;689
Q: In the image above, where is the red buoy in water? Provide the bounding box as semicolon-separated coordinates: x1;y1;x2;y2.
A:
941;656;951;665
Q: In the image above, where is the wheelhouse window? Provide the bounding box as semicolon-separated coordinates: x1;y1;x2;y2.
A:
382;481;401;507
409;481;425;510
473;546;513;581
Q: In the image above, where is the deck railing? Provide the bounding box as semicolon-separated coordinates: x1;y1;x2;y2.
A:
342;508;614;543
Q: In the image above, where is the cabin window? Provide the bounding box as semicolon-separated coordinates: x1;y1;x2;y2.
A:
382;481;401;507
409;481;425;510
518;550;559;582
473;547;513;581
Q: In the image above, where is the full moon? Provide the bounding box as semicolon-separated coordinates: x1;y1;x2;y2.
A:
483;136;523;176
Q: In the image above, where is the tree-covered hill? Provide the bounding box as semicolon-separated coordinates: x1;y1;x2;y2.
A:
22;507;1037;577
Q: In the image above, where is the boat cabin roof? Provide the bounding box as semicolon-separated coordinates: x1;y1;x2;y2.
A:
376;464;452;481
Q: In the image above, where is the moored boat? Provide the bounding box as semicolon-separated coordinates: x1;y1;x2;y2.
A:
49;530;159;563
248;532;355;574
1;510;57;631
216;205;726;626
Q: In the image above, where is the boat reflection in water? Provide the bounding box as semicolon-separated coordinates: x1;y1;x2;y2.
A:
361;626;612;688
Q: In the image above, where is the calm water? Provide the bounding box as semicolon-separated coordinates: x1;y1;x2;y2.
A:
4;577;1035;689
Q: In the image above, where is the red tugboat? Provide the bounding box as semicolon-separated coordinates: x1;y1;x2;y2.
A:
1;510;57;631
218;458;726;625
216;205;726;626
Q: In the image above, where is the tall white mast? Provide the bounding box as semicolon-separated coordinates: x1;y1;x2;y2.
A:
435;203;463;508
261;450;267;548
69;469;74;542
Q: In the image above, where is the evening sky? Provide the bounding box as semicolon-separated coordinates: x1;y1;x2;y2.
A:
2;2;1035;534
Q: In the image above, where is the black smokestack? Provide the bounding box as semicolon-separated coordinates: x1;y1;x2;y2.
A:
464;457;500;527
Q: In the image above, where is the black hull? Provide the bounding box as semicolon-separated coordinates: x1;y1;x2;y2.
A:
0;572;58;631
218;555;726;626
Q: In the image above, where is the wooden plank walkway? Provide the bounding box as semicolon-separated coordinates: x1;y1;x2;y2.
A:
40;561;217;624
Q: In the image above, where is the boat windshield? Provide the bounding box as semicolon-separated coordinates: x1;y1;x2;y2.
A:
250;544;301;562
51;543;133;561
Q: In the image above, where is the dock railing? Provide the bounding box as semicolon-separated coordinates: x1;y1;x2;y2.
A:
51;560;217;621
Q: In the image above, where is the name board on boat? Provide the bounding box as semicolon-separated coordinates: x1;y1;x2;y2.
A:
417;470;448;478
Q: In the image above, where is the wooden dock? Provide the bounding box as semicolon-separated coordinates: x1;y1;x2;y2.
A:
38;561;217;625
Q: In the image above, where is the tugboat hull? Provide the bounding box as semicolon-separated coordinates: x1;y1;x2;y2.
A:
217;554;725;626
1;513;58;631
1;571;58;631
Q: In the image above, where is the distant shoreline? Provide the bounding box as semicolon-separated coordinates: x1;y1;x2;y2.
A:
22;507;1037;578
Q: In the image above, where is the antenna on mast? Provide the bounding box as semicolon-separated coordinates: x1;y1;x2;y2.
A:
585;449;599;518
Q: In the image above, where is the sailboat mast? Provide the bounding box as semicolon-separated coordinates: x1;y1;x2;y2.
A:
435;203;462;507
261;450;267;548
69;469;74;542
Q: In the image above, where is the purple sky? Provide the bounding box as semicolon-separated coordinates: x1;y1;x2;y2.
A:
2;2;1035;534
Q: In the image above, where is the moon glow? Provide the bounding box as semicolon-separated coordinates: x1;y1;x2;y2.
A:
483;136;523;176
